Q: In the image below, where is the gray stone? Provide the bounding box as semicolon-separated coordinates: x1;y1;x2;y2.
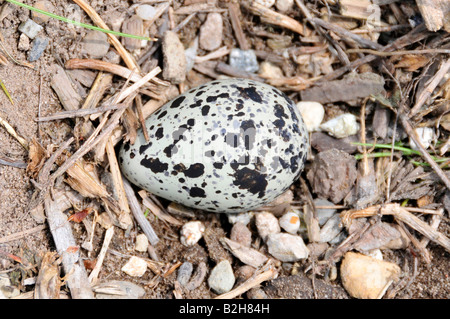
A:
81;30;110;59
18;19;43;39
266;233;309;262
314;198;337;226
229;48;259;73
306;149;357;204
319;213;343;243
28;37;49;62
177;262;194;286
208;260;235;294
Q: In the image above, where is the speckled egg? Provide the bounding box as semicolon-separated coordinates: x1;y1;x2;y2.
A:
119;78;309;213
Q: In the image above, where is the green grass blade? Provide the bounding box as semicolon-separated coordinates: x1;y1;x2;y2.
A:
6;0;152;41
0;78;14;105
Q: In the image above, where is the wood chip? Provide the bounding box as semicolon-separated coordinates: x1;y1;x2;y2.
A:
50;64;82;111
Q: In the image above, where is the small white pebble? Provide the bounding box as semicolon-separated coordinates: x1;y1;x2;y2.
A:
180;221;205;246
276;0;294;12
409;127;434;150
279;211;300;234
136;4;156;21
121;256;147;277
254;0;276;7
365;249;383;261
18;33;30;51
255;211;280;242
320;113;360;138
259;61;284;79
297;101;325;132
266;233;309;262
134;233;149;252
226;212;254;225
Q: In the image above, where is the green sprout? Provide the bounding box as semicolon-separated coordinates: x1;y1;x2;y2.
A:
352;142;450;167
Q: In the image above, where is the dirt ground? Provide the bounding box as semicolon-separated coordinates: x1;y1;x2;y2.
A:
0;0;448;299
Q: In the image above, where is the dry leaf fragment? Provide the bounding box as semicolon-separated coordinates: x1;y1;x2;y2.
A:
66;246;80;254
392;54;430;72
67;207;93;223
83;259;97;270
26;138;47;178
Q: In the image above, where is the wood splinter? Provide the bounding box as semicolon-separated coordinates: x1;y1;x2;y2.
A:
340;203;450;253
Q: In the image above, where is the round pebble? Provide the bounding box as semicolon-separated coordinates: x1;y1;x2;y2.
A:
319;214;343;243
121;256;147;277
320;113;360;138
259;61;284;79
278;211;300;234
208;260;235;294
340;252;401;299
18;33;30;51
276;0;294;12
226;212;254;226
297;101;325;132
136;4;157;21
162;31;187;84
180;221;205;246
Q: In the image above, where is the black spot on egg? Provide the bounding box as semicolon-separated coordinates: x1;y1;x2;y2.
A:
213;162;224;169
140;157;168;174
206;92;229;103
201;105;210;116
157;110;168;119
139;142;152;155
183;163;205;178
155;127;164;140
170;96;186;108
232;167;268;199
237;86;263;103
189;187;206;198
